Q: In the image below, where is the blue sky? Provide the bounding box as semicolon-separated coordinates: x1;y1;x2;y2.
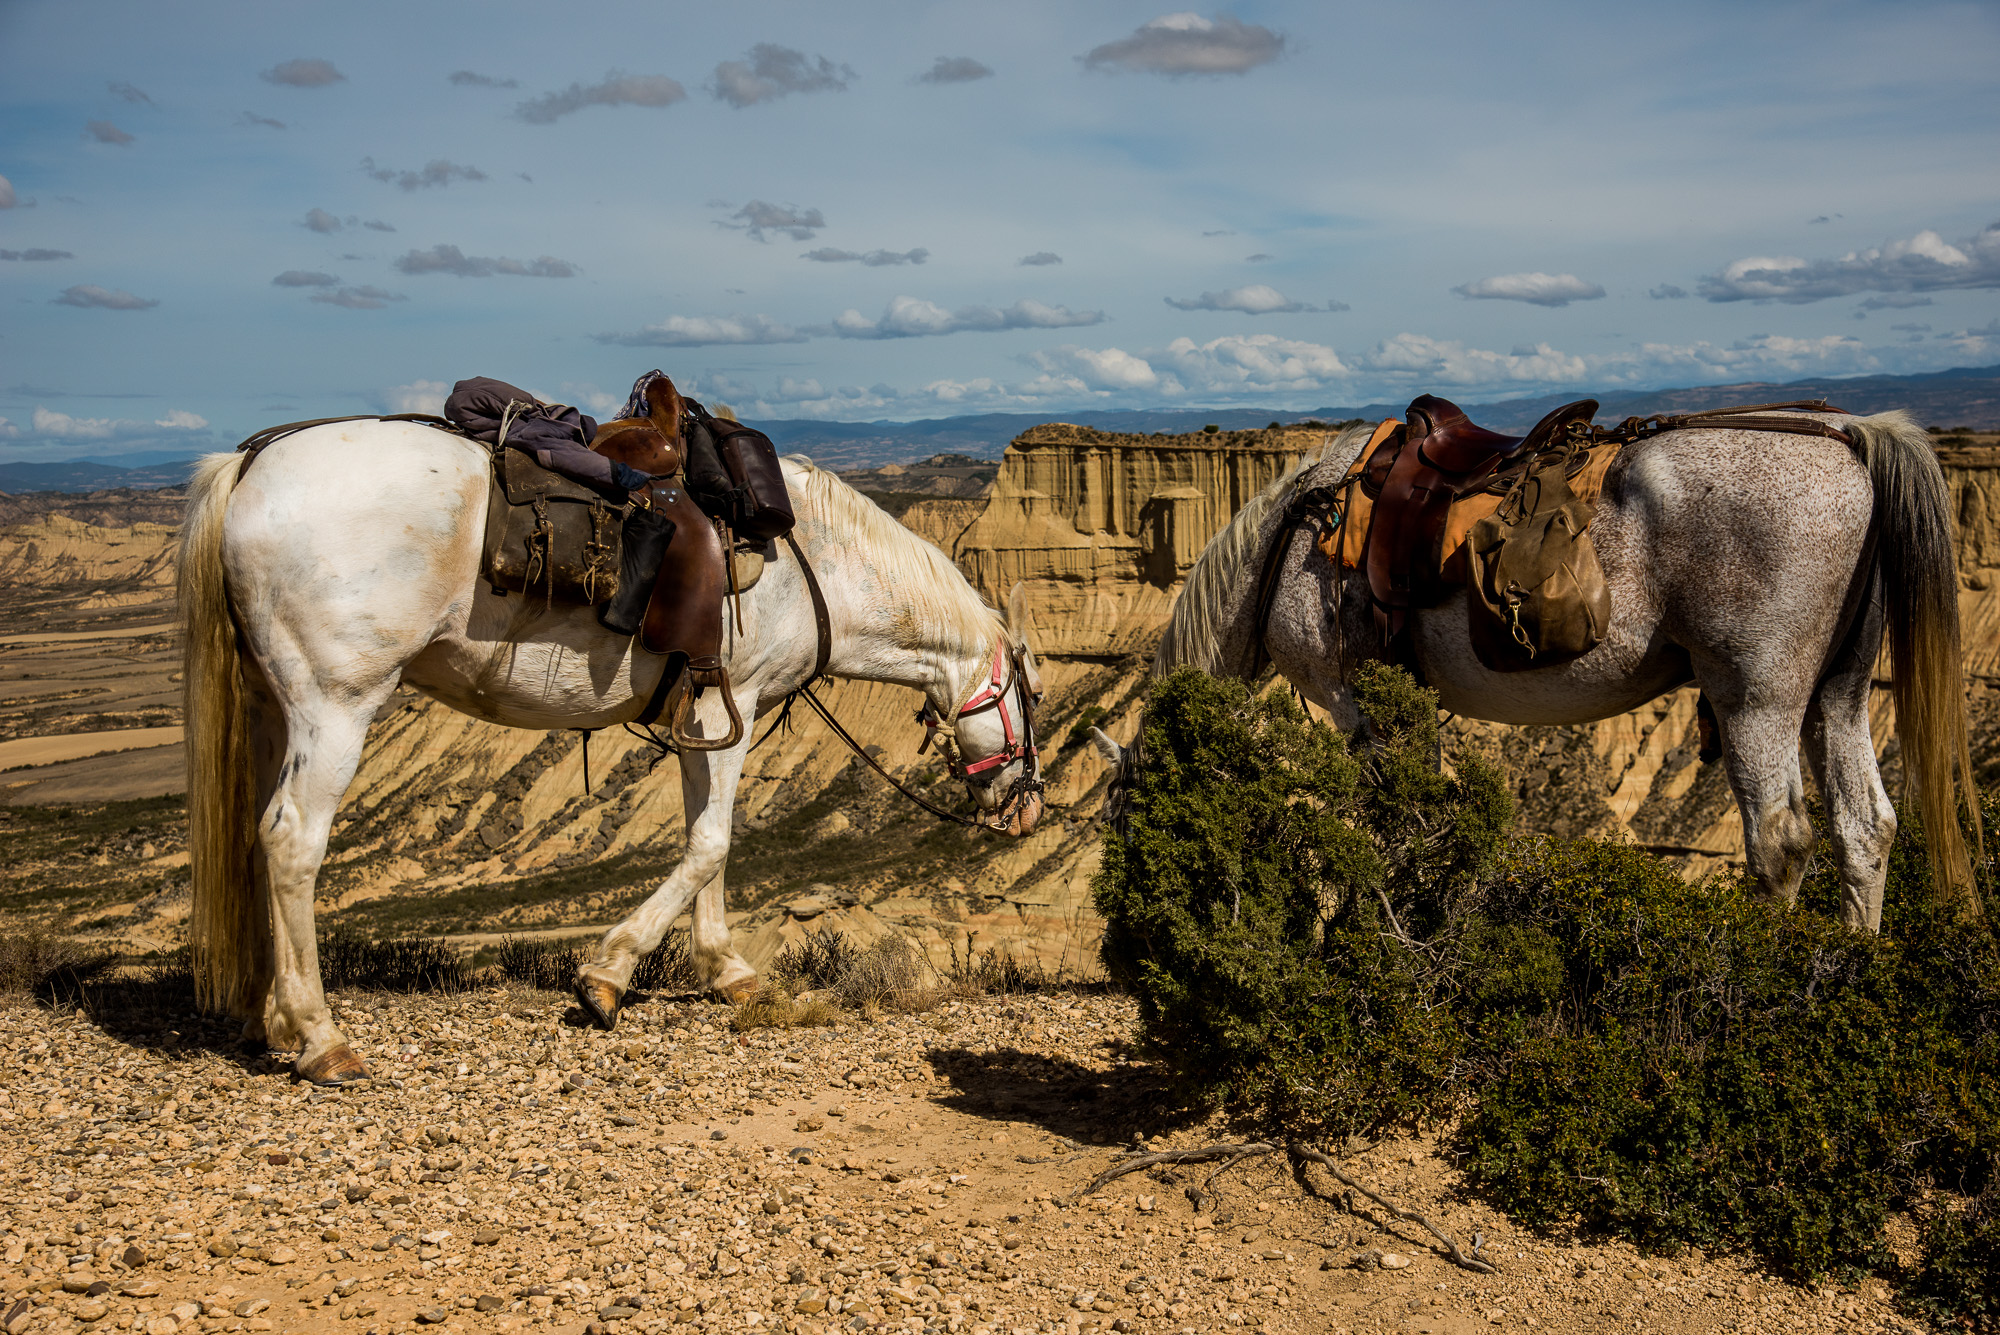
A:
2;0;1998;461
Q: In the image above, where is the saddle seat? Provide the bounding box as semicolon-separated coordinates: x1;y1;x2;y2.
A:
1358;394;1599;651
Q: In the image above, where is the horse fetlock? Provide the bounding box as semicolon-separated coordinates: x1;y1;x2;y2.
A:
573;974;623;1032
710;960;759;1005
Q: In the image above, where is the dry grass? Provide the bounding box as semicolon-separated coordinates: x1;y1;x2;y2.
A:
0;930;117;995
729;982;842;1032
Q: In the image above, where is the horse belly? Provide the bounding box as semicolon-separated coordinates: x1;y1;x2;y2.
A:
1415;592;1689;725
401;592;667;730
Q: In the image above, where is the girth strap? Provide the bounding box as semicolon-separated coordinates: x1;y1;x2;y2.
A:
784;529;832;685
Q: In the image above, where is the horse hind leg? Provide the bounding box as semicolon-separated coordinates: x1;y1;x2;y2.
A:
1711;695;1818;906
1803;603;1896;932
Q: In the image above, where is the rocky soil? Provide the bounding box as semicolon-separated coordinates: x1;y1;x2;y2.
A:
0;987;1930;1335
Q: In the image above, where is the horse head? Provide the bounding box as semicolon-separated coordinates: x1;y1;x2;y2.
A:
929;583;1047;836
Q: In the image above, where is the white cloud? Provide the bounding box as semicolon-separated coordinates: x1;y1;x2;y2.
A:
516;73;686;124
53;284;157;310
1452;273;1606;307
27;406;206;439
1355;333;1587;385
272;270;339;288
801;246;928;266
362;158;488;191
710;45;853;107
1019;252;1063;267
1700;222;2000;303
1025;345;1162;391
311;285;406;310
0;175;15;209
449;71;519;89
1157;333;1350;391
393;244;577;278
724;201;825;242
385;381;450;415
830;295;1105;339
917;56;994;85
86;121;134;146
263;59;344;88
1081;13;1285;76
1165;284;1315;314
304;207;341;233
594;314;807;348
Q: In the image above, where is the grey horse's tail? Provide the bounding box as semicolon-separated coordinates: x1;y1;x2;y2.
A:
1850;410;1985;915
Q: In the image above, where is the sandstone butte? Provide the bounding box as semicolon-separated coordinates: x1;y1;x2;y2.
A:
1;427;1996;973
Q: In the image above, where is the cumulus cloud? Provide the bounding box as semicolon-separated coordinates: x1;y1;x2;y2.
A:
237;111;286;130
363;219;396;232
593;314;807;348
449;70;518;89
830;295;1106;339
724;201;825;242
1165;284;1317;314
384;380;450;414
107;82;152;104
1158;333;1350;390
1356;333;1588;384
311;285;406;310
1081;13;1285;76
86;121;134;146
1859;294;1935;311
1452;272;1606;307
0;175;15;209
1019;252;1063;267
272;270;339;287
1649;284;1689;299
362;158;488;191
393;244;577;278
1700;222;2000;303
801;246;928;266
917;56;993;84
1024;345;1162;391
0;249;72;261
53;284;156;310
304;207;341;233
710;44;853;107
516;73;686;124
263;59;344;88
28;406;206;439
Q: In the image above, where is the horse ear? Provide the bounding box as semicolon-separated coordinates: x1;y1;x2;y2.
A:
1005;582;1040;655
643;375;684;440
1088;726;1123;768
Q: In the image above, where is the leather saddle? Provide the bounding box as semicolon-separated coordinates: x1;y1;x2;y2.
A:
1360;394;1598;653
589;374;741;750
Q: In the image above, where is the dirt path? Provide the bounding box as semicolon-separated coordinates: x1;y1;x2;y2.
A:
0;989;1920;1335
0;727;185;770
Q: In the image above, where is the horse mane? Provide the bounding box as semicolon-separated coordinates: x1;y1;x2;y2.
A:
1154;420;1378;679
782;455;1004;651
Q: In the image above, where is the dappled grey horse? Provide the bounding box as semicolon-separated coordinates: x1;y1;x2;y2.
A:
1096;409;1982;929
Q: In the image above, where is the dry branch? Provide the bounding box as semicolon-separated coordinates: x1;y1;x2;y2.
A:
1064;1141;1278;1204
1286;1140;1495;1274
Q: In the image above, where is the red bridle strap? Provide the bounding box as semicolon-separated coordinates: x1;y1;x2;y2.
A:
921;642;1039;778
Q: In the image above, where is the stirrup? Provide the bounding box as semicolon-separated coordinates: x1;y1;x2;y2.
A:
668;657;745;752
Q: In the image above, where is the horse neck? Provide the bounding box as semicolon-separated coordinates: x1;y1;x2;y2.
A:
793;513;999;710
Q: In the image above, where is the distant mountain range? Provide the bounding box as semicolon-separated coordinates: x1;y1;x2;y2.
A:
5;364;1997;493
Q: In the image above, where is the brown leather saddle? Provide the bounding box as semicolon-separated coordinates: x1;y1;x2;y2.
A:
1360;394;1598;654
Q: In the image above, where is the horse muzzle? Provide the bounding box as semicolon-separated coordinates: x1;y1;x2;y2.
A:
1001;790;1044;837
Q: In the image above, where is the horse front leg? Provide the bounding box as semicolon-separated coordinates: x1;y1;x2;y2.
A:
576;684;757;1029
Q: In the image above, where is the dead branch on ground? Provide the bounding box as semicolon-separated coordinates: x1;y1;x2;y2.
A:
1286;1140;1494;1274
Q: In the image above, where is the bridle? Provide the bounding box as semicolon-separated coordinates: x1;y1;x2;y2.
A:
913;639;1047;830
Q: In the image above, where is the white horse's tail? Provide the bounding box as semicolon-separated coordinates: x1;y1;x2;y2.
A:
178;452;262;1012
1850;410;1985;914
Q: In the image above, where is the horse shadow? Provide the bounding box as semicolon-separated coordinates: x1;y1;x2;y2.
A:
921;1043;1202;1146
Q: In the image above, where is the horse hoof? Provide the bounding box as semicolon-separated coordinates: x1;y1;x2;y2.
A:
297;1044;370;1086
717;977;760;1006
575;976;621;1031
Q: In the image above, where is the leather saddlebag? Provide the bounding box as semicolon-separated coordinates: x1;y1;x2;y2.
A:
683;400;796;541
482;446;624;606
1466;451;1611;672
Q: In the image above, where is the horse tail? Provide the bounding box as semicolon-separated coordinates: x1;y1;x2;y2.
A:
1849;410;1985;915
178;452;262;1013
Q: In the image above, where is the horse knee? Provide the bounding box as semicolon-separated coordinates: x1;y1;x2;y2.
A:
1747;801;1815;904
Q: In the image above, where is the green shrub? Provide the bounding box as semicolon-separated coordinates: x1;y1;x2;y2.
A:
1096;663;2000;1306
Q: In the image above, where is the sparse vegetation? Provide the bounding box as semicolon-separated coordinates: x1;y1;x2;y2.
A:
490;931;697;994
0;929;117;994
317;926;473;994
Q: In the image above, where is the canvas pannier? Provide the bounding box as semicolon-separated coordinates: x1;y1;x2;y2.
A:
1465;450;1611;672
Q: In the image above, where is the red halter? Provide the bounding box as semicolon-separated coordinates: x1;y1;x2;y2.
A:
919;642;1041;779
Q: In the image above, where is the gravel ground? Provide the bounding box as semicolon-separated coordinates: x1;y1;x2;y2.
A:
0;988;1934;1335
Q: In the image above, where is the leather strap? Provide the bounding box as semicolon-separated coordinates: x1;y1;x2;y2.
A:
234;413;458;482
784;529;832;684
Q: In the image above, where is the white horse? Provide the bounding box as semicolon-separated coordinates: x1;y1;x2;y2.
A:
178;421;1045;1084
1096;409;1983;928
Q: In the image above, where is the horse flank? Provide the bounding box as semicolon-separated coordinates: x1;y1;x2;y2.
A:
1155;420;1376;680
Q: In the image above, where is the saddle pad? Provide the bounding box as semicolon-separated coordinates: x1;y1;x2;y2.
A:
1323;422;1622;585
